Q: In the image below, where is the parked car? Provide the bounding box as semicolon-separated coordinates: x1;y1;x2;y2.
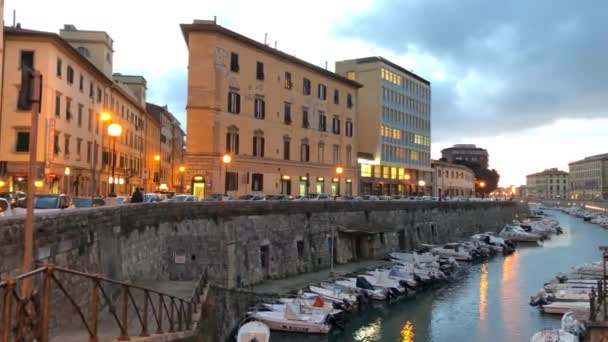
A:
201;193;234;201
238;194;266;201
105;196;130;206
0;198;10;213
265;194;290;201
378;195;392;201
304;193;331;200
144;193;166;203
362;195;380;201
167;194;198;202
0;191;26;206
73;197;106;208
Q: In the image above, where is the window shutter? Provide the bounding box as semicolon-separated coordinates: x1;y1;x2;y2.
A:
227;93;232;112
235;134;239;155
261;100;265;119
261;138;265;157
236;94;241;113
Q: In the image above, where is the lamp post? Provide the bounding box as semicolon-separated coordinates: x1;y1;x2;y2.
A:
222;154;232;196
336;166;343;197
64;167;71;195
479;181;486;199
154;154;161;191
404;173;411;195
107;123;122;197
91;111;111;200
418;180;426;196
179;165;185;193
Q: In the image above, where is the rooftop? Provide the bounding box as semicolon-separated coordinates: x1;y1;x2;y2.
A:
350;56;430;85
526;168;569;177
569;153;608;165
442;144;488;152
180;20;362;89
431;160;474;172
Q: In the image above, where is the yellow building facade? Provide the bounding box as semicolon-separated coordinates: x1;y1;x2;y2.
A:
181;21;360;198
0;26;146;196
431;160;475;198
568;153;608;200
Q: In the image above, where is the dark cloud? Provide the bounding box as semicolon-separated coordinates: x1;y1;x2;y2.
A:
336;0;608;141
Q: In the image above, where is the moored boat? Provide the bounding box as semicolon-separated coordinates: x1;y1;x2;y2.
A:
237;320;271;342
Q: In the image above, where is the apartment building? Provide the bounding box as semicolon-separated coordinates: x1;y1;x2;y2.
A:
181;20;360;198
335;57;432;195
431;160;475;198
525;168;568;199
0;25;146;196
568;153;608;200
146;103;185;192
441;144;489;169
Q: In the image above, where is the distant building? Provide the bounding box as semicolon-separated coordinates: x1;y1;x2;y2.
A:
336;57;432;196
431;160;475;198
441;144;489;169
526;168;568;199
181;20;360;198
568;153;608;200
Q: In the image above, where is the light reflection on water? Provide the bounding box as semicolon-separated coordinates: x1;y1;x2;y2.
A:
273;211;608;342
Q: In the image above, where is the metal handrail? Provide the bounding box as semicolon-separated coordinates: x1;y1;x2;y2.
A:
0;264;208;341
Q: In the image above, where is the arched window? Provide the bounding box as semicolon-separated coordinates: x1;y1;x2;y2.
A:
252;129;264;157
226;125;239;154
317;141;325;164
346;145;352;166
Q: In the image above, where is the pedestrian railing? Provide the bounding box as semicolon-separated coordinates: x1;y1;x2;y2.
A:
0;264;208;341
589;279;606;321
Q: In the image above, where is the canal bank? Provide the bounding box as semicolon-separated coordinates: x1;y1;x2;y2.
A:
263;210;607;342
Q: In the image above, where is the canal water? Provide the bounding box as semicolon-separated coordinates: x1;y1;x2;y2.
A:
273;210;608;342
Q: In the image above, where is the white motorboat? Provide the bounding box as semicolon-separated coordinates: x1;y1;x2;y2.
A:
309;285;359;305
541;301;589;315
264;303;342;316
530;329;578;342
429;243;475;261
332;278;388;301
250;302;332;334
358;273;407;295
237;321;270;342
499;225;542;242
390;251;438;264
366;268;417;289
573;261;603;277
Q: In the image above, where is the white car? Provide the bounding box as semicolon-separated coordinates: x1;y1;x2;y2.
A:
167;194;198;202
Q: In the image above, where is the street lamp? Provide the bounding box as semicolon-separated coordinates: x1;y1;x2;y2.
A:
107;123;122;197
153;154;161;191
404;174;411;195
418;180;426;196
222;154;232;196
64;167;71;195
336;166;343;196
479;181;486;199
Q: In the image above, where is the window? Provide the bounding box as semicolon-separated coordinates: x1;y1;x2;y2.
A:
303;78;311;95
300;140;310;162
334;89;340;104
256;61;264;80
15;131;29;152
361;164;372;177
228;91;241;113
88;109;93;131
302;108;310;128
89;82;94;98
347;93;353;108
96;88;102;103
54;134;60;155
87;141;92;163
20;51;34;69
253;130;265;157
64;135;70;155
225;126;239;154
318;112;326;131
254;97;265;119
345;120;353;137
332;145;340;164
67;66;74;84
318;143;325;163
66;98;72;121
252;173;264;191
77;104;83;127
230;52;239;72
284;102;292;124
56;58;62;77
346;145;352;166
78;74;84;92
318;84;327;100
332;117;340;135
225;172;238;191
284;72;292;89
283;137;291;160
55;93;61;117
76;138;82;157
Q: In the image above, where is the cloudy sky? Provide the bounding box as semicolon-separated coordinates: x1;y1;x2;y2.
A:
6;0;607;186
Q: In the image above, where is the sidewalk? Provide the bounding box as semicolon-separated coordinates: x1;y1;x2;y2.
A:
251;259;391;295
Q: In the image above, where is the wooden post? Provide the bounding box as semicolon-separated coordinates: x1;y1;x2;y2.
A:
22;71;42;297
140;291;149;337
2;281;15;342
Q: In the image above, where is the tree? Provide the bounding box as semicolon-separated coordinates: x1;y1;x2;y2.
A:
453;160;500;194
